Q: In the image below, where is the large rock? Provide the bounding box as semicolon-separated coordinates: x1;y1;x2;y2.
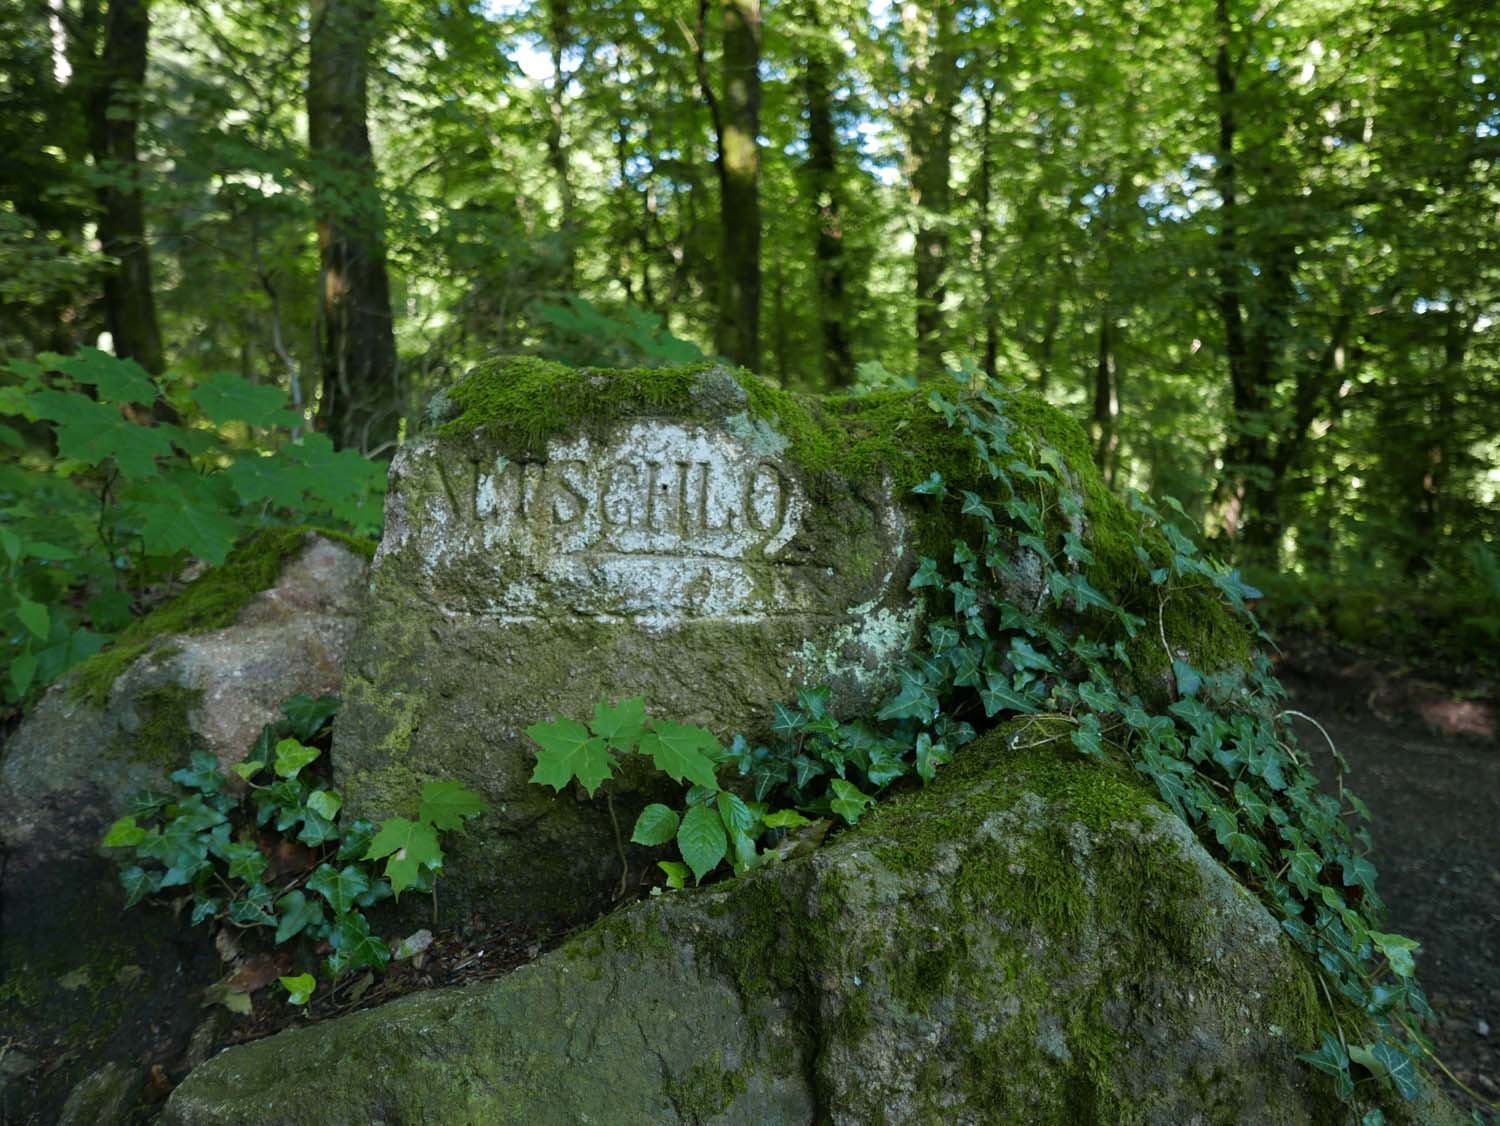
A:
335;360;941;920
0;529;370;1123
164;728;1456;1125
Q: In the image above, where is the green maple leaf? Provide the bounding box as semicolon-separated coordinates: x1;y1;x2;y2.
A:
418;780;487;831
676;804;727;883
589;696;646;749
128;475;240;563
364;817;443;897
190;371;297;428
527;718;615;796
307;863;371;915
29;389;172;478
638;721;720;791
225;453;311;510
58;347;157;405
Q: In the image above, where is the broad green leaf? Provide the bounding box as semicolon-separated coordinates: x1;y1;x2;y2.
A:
171;750;225;795
297;808;339;847
829;778;875;825
304;789;342;821
119;865;162;908
29;389;172;478
639;721;721;791
129;476;240;562
657;860;689;889
279;973;316;1005
676;804;727;883
527;718;615;796
103;815;147;848
190;371;296;427
307;864;372;916
225;454;310;510
10;651;37;696
337;818;378;862
589;696;647;748
715;791;754;834
274;891;326;945
61;348;156;405
364;817;443;897
1369;931;1420;979
327;911;391;976
281;693;340;740
273;738;320;779
762;809;812;829
631;803;680;846
418;780;486;831
16;598;48;639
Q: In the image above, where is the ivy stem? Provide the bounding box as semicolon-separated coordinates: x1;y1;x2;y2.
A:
605;792;628;899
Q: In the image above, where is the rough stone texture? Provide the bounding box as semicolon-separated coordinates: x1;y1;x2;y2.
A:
164;730;1460;1125
335;365;926;921
0;532;368;1124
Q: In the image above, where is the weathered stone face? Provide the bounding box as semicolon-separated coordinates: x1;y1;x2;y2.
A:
335;366;923;921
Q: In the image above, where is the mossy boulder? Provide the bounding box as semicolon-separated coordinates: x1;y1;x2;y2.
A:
0;530;370;1124
164;727;1456;1124
335;359;1250;924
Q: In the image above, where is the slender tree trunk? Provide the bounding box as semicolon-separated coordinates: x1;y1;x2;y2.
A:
975;77;998;380
1035;292;1060;396
308;0;400;453
906;0;959;376
802;0;852;388
84;0;164;374
544;0;577;291
1091;310;1120;486
718;0;762;369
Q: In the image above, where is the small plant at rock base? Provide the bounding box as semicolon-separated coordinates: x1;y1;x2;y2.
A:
103;692;486;1007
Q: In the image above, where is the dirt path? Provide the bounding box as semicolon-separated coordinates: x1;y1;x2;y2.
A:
1283;666;1499;1116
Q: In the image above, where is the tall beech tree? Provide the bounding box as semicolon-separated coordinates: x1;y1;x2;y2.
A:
308;0;399;451
800;0;852;386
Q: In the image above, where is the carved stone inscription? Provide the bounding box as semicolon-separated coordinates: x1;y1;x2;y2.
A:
431;423;809;619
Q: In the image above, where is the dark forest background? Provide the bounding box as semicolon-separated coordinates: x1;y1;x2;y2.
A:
2;0;1498;703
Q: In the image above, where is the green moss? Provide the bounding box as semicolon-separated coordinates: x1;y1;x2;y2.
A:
117;682;204;767
663;1056;748;1121
69;527;374;707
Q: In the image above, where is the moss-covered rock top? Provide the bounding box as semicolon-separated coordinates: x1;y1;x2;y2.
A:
68;527;374;707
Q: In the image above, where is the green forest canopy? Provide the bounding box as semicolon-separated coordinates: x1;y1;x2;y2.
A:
2;0;1498;658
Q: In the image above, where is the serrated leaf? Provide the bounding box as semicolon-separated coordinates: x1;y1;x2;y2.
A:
191;371;295;427
364;818;443;897
589;696;647;748
273;738;320;779
29;389;172;478
307;864;372;915
527;718;615;796
639;722;721;791
676;804;727;883
418;780;486;831
631;803;680;846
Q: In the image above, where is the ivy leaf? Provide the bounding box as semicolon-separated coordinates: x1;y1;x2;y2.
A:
1349;1041;1420;1101
307;864;372;916
337;818;378;862
631;803;680;846
223;841;269;883
1298;1031;1355;1102
1368;931;1420;979
274;891;326;945
364;818;443;897
1172;659;1203;698
914;733;952;782
279;973;317;1005
527;718;615;796
119;865;162;908
829;778;875;825
297;808;339;847
912;471;947;498
657;861;689;889
418;780;486;831
103;814;147;848
588;697;647;749
762;809;812;829
306;789;343;821
771;704;806;737
639;722;721;791
273;738;320;779
281;693;339;741
979;675;1040;717
908;556;942;591
326;911;391;977
171;750;225;795
676;804;727;883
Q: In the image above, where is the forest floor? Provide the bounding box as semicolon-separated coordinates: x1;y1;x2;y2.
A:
1279;635;1499;1117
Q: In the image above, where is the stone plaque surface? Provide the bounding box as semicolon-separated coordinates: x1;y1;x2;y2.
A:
335;364;922;919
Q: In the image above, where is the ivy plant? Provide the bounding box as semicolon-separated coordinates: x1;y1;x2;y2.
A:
104;692;486;1004
527;375;1438;1110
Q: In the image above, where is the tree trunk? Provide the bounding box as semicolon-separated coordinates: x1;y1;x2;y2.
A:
975;77;998;381
802;0;852;388
717;0;762;370
308;0;400;453
1091;310;1120;487
84;0;164;375
906;0;959;376
544;0;577;292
